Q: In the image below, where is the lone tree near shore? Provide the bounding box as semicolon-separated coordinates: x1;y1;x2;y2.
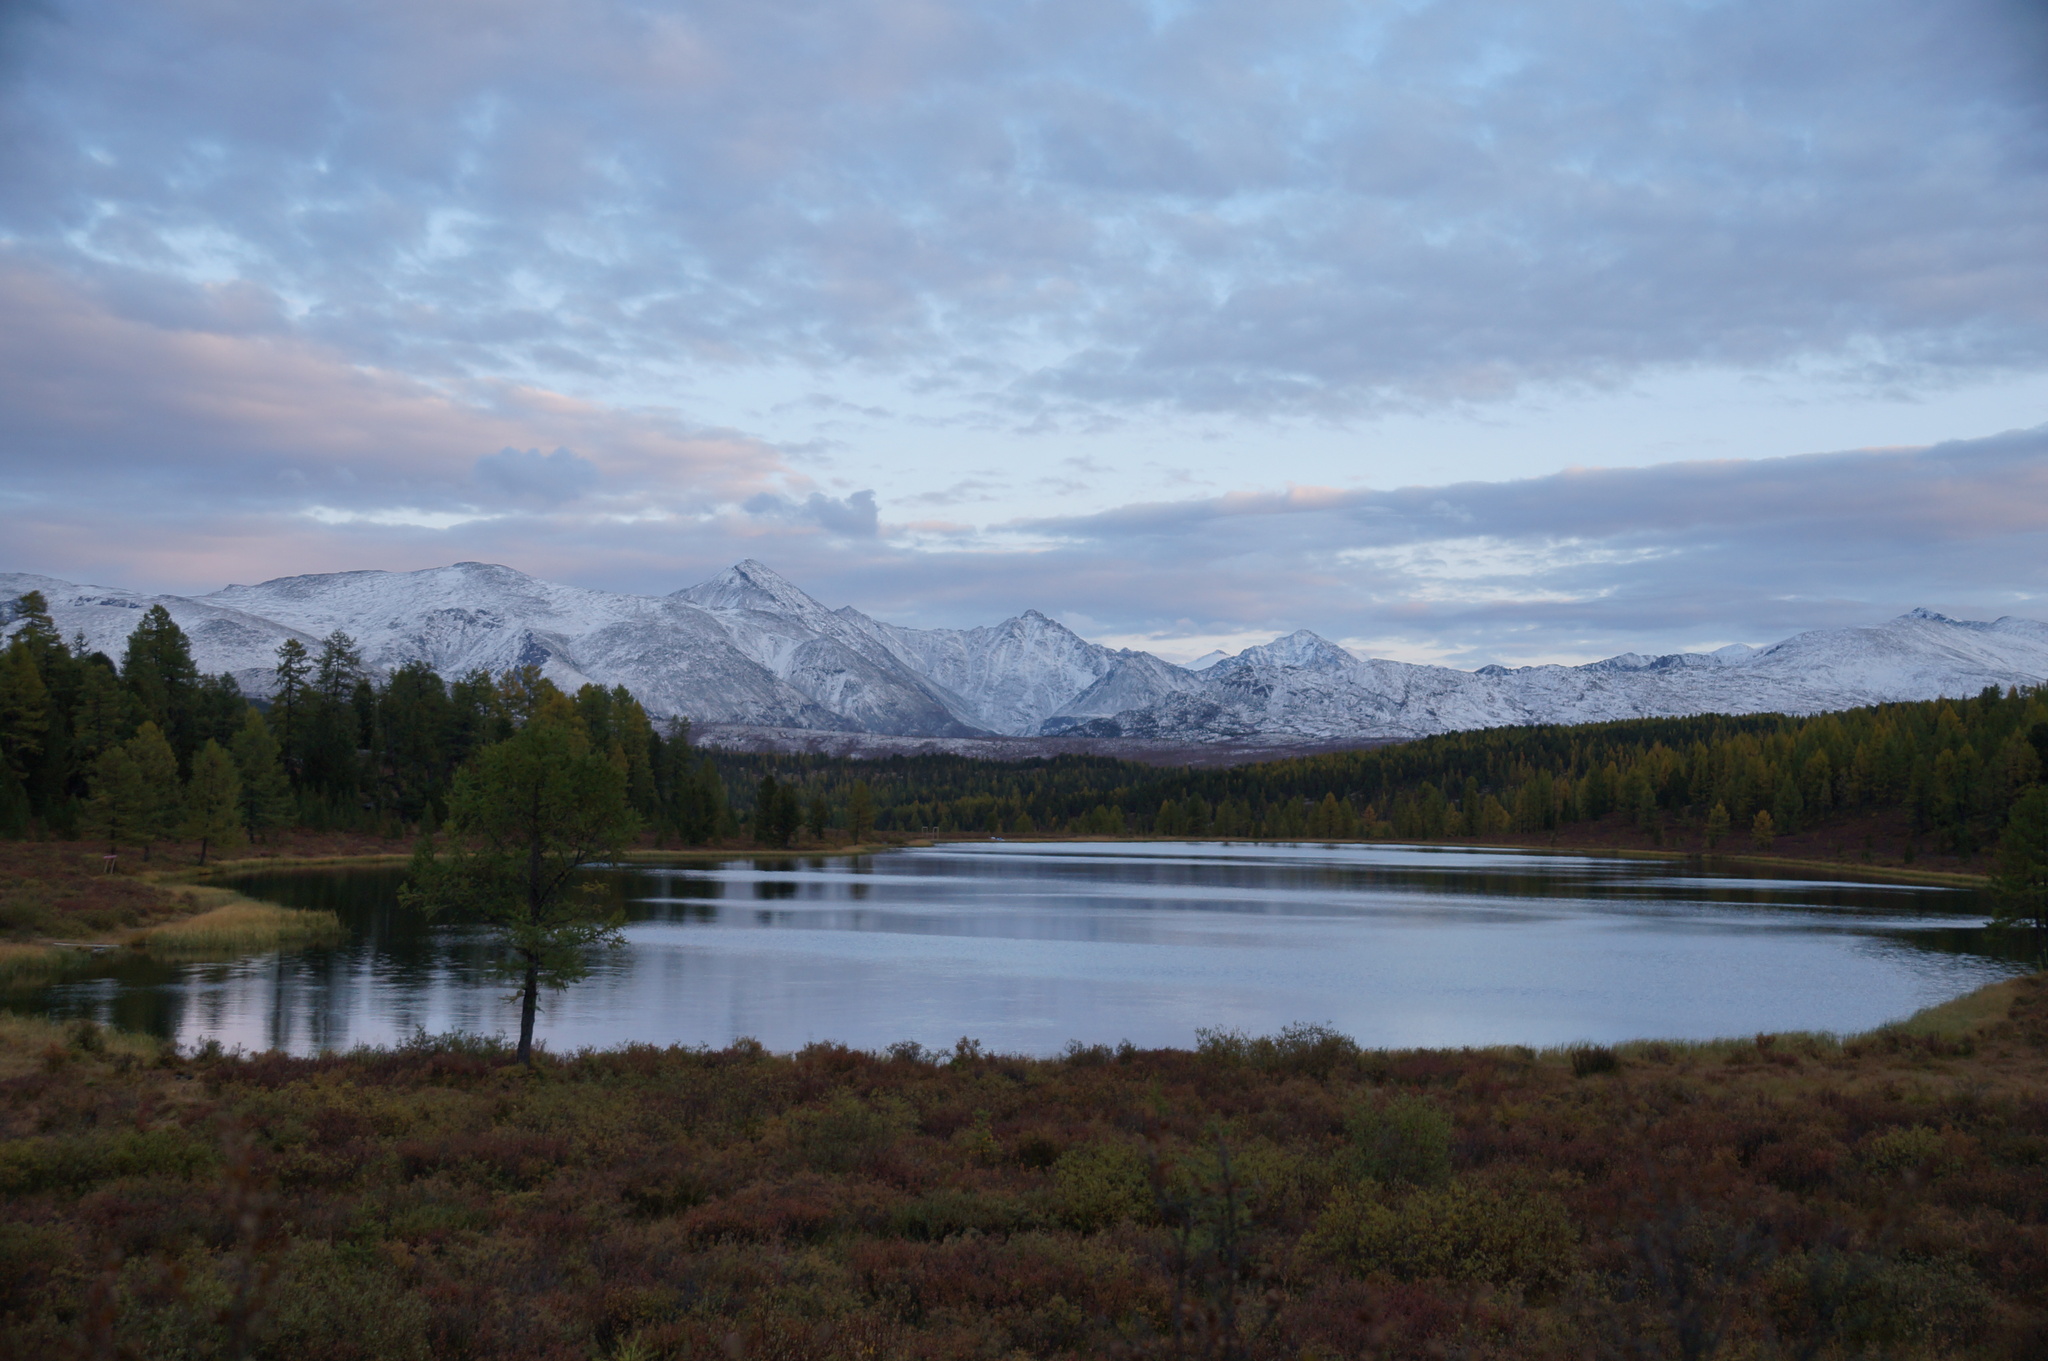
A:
403;693;637;1064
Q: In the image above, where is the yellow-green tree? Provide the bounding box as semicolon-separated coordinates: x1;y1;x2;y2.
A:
230;709;291;839
1704;802;1731;849
182;740;244;865
125;722;182;860
402;700;637;1063
848;780;876;842
81;747;148;854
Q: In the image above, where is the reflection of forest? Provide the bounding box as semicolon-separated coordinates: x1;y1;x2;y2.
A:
0;847;2020;1055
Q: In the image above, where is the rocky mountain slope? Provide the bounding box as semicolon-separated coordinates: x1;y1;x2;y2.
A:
6;562;2045;745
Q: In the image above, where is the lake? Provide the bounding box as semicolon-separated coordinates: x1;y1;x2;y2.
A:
3;841;2026;1056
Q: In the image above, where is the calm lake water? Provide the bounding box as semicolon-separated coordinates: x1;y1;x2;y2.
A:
4;842;2028;1056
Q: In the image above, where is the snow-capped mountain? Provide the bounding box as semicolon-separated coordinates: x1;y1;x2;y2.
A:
1049;611;2048;741
5;562;2045;746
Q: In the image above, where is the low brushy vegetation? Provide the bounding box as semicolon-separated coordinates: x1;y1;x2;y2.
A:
2;979;2046;1359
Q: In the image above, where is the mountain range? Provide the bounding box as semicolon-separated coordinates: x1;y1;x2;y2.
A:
5;561;2046;746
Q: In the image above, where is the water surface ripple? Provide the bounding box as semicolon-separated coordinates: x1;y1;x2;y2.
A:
5;841;2024;1055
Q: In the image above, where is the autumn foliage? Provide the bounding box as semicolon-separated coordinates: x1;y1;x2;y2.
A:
4;979;2048;1359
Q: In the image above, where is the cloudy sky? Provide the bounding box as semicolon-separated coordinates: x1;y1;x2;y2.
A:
3;0;2046;666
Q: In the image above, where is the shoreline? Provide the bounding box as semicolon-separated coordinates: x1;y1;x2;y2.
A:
199;833;1988;891
5;966;2037;1069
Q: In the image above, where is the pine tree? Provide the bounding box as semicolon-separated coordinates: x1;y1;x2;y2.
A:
183;740;244;865
1750;809;1776;851
121;605;200;757
125;721;181;860
273;636;311;760
231;709;291;840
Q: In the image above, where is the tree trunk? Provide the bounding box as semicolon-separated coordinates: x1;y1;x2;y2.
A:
516;956;539;1065
198;837;209;866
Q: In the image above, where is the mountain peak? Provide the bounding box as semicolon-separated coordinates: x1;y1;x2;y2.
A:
674;560;827;615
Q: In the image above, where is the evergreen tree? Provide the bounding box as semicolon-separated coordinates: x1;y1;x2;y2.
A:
230;709;291;840
273;637;311;763
806;789;830;842
1705;802;1731;849
1750;809;1776;851
849;780;876;843
0;762;27;837
378;661;453;819
125;721;182;859
755;773;801;848
192;672;250;749
0;640;49;785
121;605;200;758
5;591;62;667
1772;775;1804;836
80;746;148;854
315;630;365;704
1993;788;2048;938
70;658;131;765
182;739;244;865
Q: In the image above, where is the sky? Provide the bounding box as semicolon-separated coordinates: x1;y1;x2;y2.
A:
3;0;2047;668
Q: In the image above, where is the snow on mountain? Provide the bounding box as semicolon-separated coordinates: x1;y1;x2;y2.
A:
874;609;1122;736
7;561;2045;746
1055;611;2048;742
672;561;986;736
0;571;319;697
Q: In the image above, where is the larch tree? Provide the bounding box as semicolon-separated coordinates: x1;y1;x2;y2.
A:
401;695;637;1064
182;739;244;865
230;709;292;840
81;746;148;854
848;780;876;843
125;721;182;860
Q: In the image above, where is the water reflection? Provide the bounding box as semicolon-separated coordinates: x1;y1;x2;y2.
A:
2;841;2027;1056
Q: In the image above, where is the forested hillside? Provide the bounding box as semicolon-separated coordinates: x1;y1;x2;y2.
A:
4;590;2045;907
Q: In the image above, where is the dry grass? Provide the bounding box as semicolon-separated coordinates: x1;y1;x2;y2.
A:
0;940;70;983
130;889;342;956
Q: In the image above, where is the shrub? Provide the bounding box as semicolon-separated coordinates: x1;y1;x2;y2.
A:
1346;1095;1453;1188
1308;1176;1578;1292
0;1127;216;1195
784;1092;914;1174
1052;1140;1152;1231
1569;1044;1620;1077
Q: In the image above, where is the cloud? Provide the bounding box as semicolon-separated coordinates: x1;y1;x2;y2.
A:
744;489;880;538
3;1;2046;663
1;0;2044;424
475;446;600;505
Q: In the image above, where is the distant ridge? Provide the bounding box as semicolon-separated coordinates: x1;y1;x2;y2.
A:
5;563;2044;745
